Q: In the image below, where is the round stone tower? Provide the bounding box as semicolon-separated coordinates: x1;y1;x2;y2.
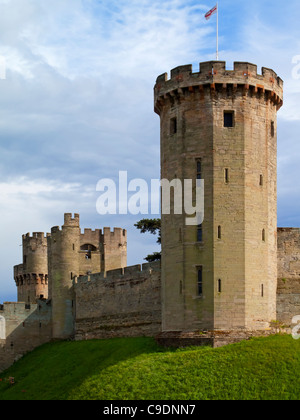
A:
154;61;283;334
48;213;80;339
14;232;48;303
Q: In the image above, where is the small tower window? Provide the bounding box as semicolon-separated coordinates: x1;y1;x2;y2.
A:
262;229;266;242
225;168;229;184
218;279;222;293
197;267;203;296
260;175;263;186
179;280;183;295
196;159;202;180
271;121;275;137
218;226;222;240
170;117;177;135
224;111;234;128
197;224;203;242
261;284;264;297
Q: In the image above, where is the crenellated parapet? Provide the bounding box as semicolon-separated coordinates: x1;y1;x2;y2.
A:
154;61;283;115
74;261;160;287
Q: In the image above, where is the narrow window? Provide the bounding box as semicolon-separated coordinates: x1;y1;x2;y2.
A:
260;175;263;186
271;121;275;138
262;229;266;242
224;111;234;128
197;267;203;296
196;159;202;180
71;272;73;279
179;280;183;295
225;168;229;184
197;224;203;242
170;117;177;135
73;244;75;251
261;284;264;297
218;279;222;293
218;226;222;240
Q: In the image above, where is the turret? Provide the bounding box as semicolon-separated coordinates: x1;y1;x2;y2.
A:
48;213;80;339
155;61;283;333
14;232;48;303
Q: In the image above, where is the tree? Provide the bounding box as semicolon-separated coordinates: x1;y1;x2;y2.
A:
134;218;161;262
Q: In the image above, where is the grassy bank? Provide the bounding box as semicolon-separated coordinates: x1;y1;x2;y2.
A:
0;335;299;400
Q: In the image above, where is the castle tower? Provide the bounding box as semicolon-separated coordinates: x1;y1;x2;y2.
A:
14;233;48;303
154;61;283;333
101;227;127;272
48;213;80;339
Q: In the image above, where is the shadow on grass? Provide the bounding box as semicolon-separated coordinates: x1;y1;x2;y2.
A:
0;337;170;400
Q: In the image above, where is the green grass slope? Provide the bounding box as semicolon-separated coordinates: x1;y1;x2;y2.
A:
0;335;299;400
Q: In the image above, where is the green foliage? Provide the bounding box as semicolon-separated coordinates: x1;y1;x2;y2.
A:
134;218;161;261
134;219;161;243
0;335;299;400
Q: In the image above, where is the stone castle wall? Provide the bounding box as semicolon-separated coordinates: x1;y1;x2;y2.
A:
0;301;52;372
277;228;300;325
74;261;161;340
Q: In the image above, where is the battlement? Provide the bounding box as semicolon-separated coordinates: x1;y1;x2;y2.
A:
155;61;283;114
64;213;80;227
80;229;102;247
74;261;160;286
0;302;38;312
23;232;47;240
102;227;127;241
22;233;48;250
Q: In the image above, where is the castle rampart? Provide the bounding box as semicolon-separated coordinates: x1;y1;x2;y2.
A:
277;228;300;325
74;261;161;340
0;301;52;372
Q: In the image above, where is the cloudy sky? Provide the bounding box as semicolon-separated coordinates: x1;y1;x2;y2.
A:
1;0;300;301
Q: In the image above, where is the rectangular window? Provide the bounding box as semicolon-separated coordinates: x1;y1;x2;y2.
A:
197;224;203;242
197;267;203;296
224;111;234;128
271;121;275;137
218;279;222;293
225;168;229;184
261;284;264;297
196;159;202;180
260;175;263;186
170;117;177;135
218;225;222;240
179;280;183;295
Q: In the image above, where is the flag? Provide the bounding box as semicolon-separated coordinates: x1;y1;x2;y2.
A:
205;5;217;20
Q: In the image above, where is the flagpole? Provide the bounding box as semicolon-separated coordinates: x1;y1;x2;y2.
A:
216;1;219;60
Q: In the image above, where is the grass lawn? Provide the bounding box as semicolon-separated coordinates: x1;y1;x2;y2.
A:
0;334;299;400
